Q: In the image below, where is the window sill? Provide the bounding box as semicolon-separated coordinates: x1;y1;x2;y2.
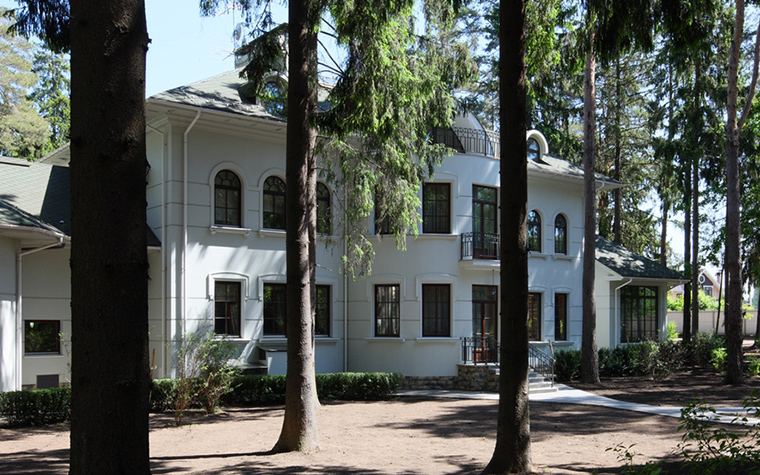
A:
209;225;252;236
365;337;406;342
414;337;458;343
551;254;574;262
414;234;458;241
315;337;340;344
24;353;62;358
258;229;286;238
528;252;549;260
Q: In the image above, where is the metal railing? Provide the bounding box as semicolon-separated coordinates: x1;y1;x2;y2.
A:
460;337;556;387
529;345;556;387
461;232;500;260
431;127;501;158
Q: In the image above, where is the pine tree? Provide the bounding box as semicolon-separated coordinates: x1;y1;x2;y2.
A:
29;49;70;154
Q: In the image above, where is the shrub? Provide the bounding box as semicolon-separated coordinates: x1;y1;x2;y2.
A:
0;387;71;427
150;379;178;412
710;348;727;373
667;321;679;340
748;356;760;377
688;333;725;367
316;372;401;400
222;374;287;406
554;349;581;382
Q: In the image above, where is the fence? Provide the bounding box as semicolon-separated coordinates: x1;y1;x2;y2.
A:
666;309;759;336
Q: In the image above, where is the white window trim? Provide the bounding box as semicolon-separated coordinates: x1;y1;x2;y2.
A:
208;163;249;229
367;274;406;338
207;272;249;339
420;173;459;235
258;167;286;232
416;274;458;338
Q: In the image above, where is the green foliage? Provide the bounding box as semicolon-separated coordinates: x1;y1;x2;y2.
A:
667;320;679;340
28;49;70;154
222;374;287;406
0;387;70;427
747;356;760;377
709;348;726;373
607;443;663;475
316;372;401;401
677;395;760;474
668;291;722;311
687;333;726;367
554;349;582;382
149;379;178;413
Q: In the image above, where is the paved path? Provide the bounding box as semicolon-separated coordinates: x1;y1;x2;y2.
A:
398;384;760;426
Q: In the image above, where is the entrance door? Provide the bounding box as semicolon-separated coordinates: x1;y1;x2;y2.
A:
472;285;498;362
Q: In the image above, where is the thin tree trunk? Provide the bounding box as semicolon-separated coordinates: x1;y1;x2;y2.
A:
581;30;600;384
482;0;530;472
692;65;701;337
660;200;669;267
68;0;151;472
613;57;622;245
725;0;746;385
274;0;320;451
683;162;692;342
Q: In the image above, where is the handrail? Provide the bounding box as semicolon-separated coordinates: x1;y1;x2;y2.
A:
460;336;499;364
528;344;555;387
431;127;501;158
461;232;500;260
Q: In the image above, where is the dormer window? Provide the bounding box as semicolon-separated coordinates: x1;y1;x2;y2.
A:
527;137;540;162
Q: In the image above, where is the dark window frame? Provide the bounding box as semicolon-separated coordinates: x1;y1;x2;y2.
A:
554;293;568;341
263;176;286;230
528;210;542;252
375;284;400;337
422;182;451;234
554;214;567;254
214;170;242;227
214;281;241;337
24;320;60;354
317;182;331;235
263;282;287;336
315;285;330;336
528;292;541;341
527;137;540;161
620;286;659;343
422;284;451;337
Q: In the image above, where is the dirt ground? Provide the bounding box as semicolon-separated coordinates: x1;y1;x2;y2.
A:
2;366;759;475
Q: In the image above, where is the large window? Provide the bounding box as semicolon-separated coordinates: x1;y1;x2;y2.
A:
263;283;287;335
554;214;567;254
24;320;60;354
263;176;286;230
317;183;331;235
527;210;541;252
214;281;241;337
375;284;400;337
214;170;242;227
315;285;330;336
422;183;451;234
554;293;568;341
620;286;658;343
528;292;541;341
472;185;497;258
422;284;450;337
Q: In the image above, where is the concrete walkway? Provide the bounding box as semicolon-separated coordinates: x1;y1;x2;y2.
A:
398;384;760;426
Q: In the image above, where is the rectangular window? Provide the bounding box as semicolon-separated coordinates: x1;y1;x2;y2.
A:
422;284;450;337
375;284;400;337
24;320;60;354
422;183;451;234
620;286;658;343
374;192;391;235
528;292;541;341
263;283;287;335
214;281;241;336
315;285;330;336
554;293;568;341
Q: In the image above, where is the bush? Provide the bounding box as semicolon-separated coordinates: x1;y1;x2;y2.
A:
0;387;71;427
688;332;726;367
667;321;679;340
747;356;760;377
150;379;178;412
222;374;287;406
316;372;401;400
710;348;727;373
554;349;581;382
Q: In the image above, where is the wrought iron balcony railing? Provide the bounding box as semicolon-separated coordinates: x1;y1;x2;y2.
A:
461;232;500;260
431;127;500;158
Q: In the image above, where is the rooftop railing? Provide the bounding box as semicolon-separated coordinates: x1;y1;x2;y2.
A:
431;127;500;158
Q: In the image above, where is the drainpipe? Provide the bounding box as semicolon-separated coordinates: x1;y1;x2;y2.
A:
614;278;633;345
147;124;168;378
182;111;202;346
16;237;65;390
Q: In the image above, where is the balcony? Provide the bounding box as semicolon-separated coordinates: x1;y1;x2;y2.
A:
461;232;500;259
431;127;500;158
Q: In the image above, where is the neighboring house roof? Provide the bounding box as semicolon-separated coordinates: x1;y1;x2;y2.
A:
149;69;283;122
596;235;685;282
0;157;161;247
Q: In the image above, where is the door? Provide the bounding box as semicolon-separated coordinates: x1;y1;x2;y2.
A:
472;285;498;362
472;185;497;258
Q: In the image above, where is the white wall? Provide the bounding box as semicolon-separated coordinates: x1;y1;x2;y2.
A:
0;237;18;392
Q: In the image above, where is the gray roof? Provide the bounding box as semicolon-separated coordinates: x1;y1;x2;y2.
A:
149;69;284;122
0;157;161;246
531;154;621;187
596;236;684;281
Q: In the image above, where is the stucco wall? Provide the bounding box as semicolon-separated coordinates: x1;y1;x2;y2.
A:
0;237;18;392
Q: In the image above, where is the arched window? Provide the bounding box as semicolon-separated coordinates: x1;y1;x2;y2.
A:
554;214;567;254
263;176;286;230
527;210;541;252
527;137;540;161
214;170;241;227
317;183;331;235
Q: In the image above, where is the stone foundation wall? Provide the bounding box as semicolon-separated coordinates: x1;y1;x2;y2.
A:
400;376;459;390
456;364;499;392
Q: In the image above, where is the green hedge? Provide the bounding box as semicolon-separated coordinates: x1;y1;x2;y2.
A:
0;387;71;427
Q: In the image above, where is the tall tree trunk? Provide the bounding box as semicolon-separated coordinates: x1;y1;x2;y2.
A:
691;66;701;337
725;0;746;385
683;163;692;342
482;0;530;472
68;0;150;473
274;0;320;451
660;199;669;267
613;57;622;245
581;30;600;384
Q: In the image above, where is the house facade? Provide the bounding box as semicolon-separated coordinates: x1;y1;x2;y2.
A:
0;70;684;392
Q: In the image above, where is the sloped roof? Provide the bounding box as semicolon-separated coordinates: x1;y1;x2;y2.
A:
596;235;685;281
531;154;621;187
149;69;283;122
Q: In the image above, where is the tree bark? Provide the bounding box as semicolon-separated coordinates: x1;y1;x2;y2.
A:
725;0;746;385
613;57;622;245
683;163;692;342
581;30;600;384
68;0;151;473
691;65;701;337
274;0;320;451
481;0;531;472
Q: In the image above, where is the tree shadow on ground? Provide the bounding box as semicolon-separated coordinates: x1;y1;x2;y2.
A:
149;406;283;430
0;422;69;442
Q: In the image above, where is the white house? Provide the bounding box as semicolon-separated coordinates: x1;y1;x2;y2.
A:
0;69;685;392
